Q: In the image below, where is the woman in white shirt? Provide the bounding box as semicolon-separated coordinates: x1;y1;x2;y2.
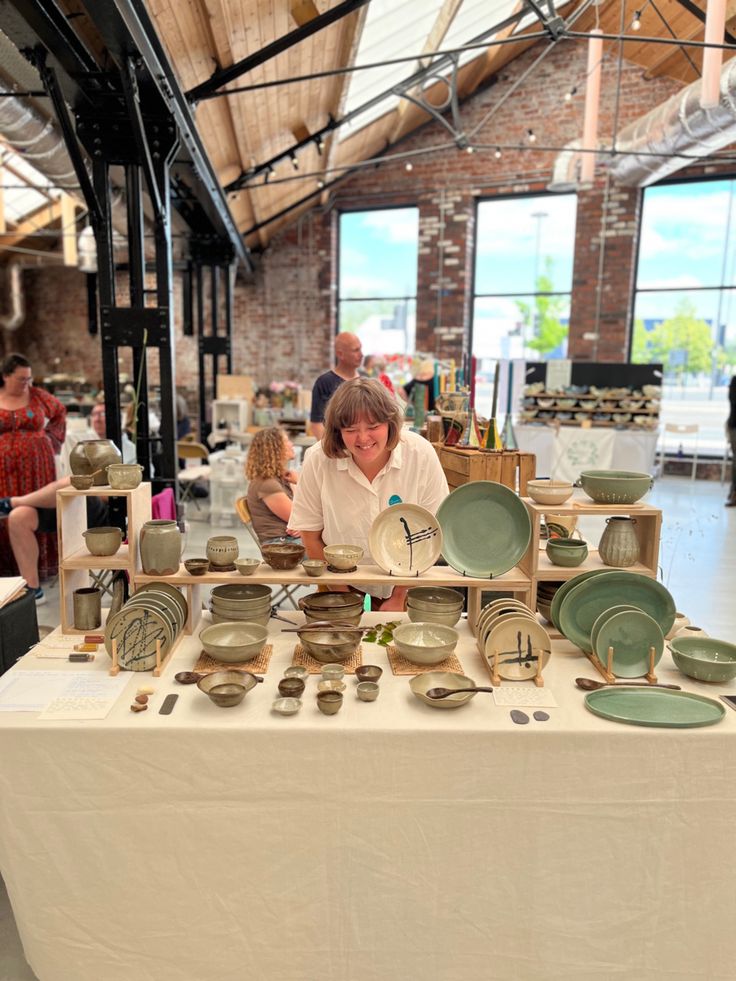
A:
290;378;448;611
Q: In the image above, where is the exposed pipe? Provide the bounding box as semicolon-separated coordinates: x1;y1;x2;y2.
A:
0;262;25;331
580;29;603;183
547;139;581;191
701;0;727;109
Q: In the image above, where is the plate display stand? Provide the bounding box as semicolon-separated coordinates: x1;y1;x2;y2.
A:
519;492;662;614
57;483;152;634
586;644;659;684
487;647;545;687
109;636;176;677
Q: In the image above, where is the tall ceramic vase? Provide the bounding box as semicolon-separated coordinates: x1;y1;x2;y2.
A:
140;520;184;576
598;516;640;568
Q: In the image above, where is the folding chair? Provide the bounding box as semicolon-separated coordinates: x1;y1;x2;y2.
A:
177;441;211;509
657;423;699;480
235;495;301;609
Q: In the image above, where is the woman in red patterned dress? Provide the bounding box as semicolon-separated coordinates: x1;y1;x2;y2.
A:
0;354;66;591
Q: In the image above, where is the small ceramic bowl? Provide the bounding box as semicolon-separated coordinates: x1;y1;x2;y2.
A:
184;558;209;576
545;538;588;568
356;682;379;702
527;479;575;506
302;559;327;577
283;665;309;684
318;679;346;694
235;558;260;576
199;621;268;662
273;697;301;716
409;671;477;709
83;526;123;556
197;670;258;707
70;474;94;490
317;690;343;715
355;664;383;683
321;663;346;681
106;463;143;489
323;544;364;570
278;677;306;698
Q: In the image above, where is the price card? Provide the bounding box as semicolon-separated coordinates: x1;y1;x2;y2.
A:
545;360;572;393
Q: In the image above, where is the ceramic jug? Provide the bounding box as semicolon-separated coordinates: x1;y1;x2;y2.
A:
140;520;184;576
598;516;640;568
69;439;122;486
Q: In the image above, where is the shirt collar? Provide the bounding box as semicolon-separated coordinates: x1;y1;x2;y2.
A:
335;433;405;473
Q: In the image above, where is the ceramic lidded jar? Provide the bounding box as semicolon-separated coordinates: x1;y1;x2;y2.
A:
140;519;184;576
69;439;122;486
598;516;640;568
206;535;239;569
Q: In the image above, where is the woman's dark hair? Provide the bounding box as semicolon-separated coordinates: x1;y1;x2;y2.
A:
322;378;402;459
0;353;31;386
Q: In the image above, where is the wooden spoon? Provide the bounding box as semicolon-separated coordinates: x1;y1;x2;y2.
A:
575;677;681;692
425;685;495;699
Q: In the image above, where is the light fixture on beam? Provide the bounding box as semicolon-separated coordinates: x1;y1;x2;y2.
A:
631;10;641;30
701;0;726;109
580;28;603;183
290;153;299;171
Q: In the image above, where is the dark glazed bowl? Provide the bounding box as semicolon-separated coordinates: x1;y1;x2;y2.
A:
261;542;306;570
278;677;306;698
184;558;209;576
355;664;383;683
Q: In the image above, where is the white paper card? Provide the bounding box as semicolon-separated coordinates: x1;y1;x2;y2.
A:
0;671;76;712
492;687;557;707
545;360;572;393
39;673;130;721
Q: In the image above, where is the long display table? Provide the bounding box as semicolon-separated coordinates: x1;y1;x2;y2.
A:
0;614;734;980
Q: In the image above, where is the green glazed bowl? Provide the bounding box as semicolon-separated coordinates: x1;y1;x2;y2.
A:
578;470;653;505
669;637;736;683
545;538;588;568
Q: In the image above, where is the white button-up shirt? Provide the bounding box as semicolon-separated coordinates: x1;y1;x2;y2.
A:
290;430;449;597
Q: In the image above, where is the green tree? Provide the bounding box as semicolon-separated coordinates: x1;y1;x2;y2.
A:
515;259;568;356
630;318;650;363
639;299;714;378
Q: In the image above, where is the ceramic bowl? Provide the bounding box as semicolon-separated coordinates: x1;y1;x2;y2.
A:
106;463;143;489
207;535;240;568
299;592;363;625
272;697;301;716
212;583;272;605
578;470;653;505
355;664;383;683
406;587;464;611
211;610;271;627
302;559;327;577
323;544;364;570
321;662;346;680
261;542;306;570
356;682;380;702
527;479;575;506
406;603;462;627
283;665;310;683
235;558;260;576
297;629;360;663
317;679;346;694
197;670;258;707
278;677;306;698
184;558;209;576
199;621;268;662
545;538;589;568
317;690;343;715
669;637;736;683
83;526;123;556
70;474;94;490
409;671;477;709
392;622;459;665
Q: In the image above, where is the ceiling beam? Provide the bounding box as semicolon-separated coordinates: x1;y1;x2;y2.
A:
0;195;63;249
185;0;372;104
672;0;736;45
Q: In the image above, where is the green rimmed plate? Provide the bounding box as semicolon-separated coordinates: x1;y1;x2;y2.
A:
590;604;641;660
549;569;615;631
437;480;531;578
584;688;725;728
368;503;443;576
558;572;675;652
594;609;664;678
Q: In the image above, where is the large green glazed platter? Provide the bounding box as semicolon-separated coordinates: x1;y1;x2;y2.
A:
594;609;665;678
584;688;725;728
437;481;531;578
578;470;653;505
549;569;615;632
558;571;675;652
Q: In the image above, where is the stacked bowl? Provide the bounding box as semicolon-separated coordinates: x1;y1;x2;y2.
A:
298;591;363;625
210;583;272;625
536;581;562;622
406;587;463;627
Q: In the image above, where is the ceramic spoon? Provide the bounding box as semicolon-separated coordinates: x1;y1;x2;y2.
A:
425;685;495;699
575;677;681;692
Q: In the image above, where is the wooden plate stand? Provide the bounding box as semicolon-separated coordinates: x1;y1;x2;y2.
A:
586;645;659;684
109;637;178;677
489;648;545;687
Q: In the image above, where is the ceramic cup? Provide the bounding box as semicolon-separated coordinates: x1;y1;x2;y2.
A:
318;679;346;694
317;691;343;715
302;559;327;577
355;664;383;683
283;665;309;684
278;677;306;699
73;587;102;630
321;663;345;681
207;535;239;569
356;682;380;702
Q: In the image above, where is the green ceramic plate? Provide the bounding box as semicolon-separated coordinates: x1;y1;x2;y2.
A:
549;569;615;632
558;572;675;652
437;480;531;578
584;688;725;728
594;609;664;678
589;604;641;659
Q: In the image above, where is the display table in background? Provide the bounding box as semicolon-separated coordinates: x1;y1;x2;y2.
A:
0;614;735;981
516;424;659;480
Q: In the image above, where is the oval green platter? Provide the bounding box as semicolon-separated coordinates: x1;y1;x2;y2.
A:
594;609;664;678
436;480;531;578
584;688;725;728
558;571;675;652
549;569;615;632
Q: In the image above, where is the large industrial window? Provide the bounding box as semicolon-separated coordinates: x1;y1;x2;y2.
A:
471;193;578;368
338;207;418;356
631;179;736;452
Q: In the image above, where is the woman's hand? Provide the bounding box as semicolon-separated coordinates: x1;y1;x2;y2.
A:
378;587;408;612
283;470;299;485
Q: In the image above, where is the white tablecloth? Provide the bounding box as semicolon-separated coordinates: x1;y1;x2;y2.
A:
0;615;734;981
516;425;659;478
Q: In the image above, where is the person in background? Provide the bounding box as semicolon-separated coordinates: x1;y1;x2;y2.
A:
362;355;395;396
397;358;437;413
290;378;448;611
0;353;66;587
89;402;136;463
727;374;736;507
309;332;363;439
245;427;301;544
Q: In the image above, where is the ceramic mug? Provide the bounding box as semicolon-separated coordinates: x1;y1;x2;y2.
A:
73;587;102;630
544;513;578;539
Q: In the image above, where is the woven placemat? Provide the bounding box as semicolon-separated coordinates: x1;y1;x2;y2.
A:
194;644;274;675
292;643;363;674
387;644;464;676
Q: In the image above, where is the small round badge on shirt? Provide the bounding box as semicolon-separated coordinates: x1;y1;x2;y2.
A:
388;495;402;506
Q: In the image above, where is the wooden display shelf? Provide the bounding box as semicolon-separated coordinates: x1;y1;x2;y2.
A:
533;549;656;580
61;544;132;569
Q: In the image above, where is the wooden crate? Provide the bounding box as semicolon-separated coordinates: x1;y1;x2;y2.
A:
434;446;536;494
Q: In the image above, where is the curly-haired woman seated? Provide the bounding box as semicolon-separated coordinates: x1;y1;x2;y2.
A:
245;427;301;544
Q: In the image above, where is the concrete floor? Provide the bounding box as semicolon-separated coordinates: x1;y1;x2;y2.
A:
1;475;735;980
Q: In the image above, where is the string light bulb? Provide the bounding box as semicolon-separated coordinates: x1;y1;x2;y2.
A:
632;10;641;30
564;86;577;103
290;152;299;171
494;147;502;159
466;145;474;154
405;162;413;172
315;135;324;154
317;178;325;188
527;129;537;144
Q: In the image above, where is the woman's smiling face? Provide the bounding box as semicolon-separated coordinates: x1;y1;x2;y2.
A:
340;414;390;470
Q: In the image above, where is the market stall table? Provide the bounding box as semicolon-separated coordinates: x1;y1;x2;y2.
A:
0;613;734;981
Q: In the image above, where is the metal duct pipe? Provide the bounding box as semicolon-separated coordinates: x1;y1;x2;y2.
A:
0;262;25;331
0;81;76;187
609;57;736;186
